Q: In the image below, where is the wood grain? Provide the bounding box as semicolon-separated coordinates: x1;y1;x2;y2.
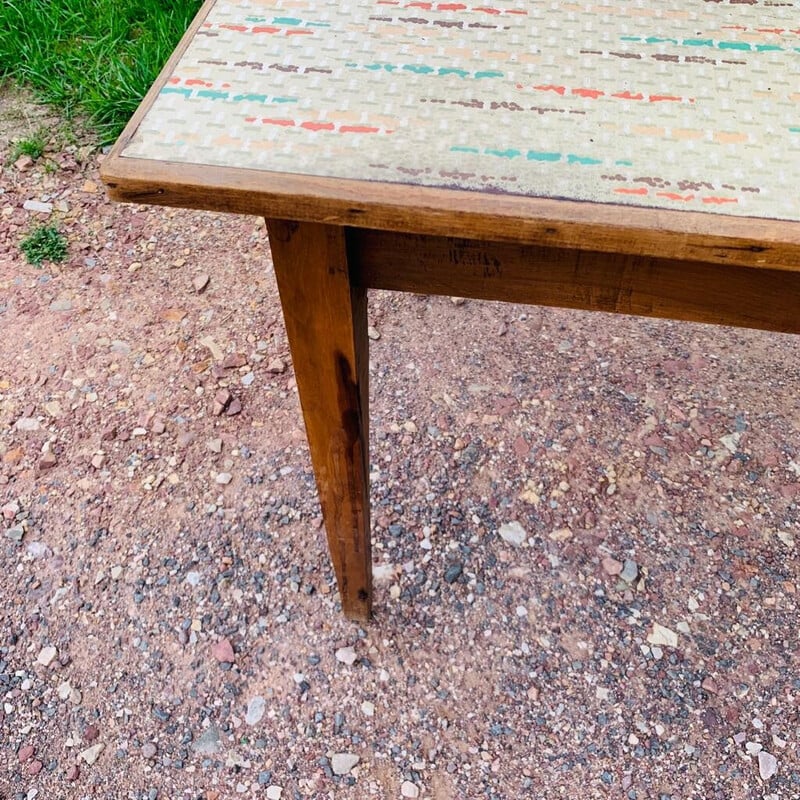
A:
100;158;800;272
267;220;372;621
349;230;800;334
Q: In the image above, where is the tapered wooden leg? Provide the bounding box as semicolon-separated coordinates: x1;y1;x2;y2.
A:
266;219;372;621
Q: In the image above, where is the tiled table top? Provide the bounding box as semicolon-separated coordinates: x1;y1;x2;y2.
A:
123;0;800;221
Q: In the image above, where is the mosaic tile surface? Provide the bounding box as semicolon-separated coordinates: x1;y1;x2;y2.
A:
123;0;800;220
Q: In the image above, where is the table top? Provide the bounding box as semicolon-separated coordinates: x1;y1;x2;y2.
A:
103;0;800;268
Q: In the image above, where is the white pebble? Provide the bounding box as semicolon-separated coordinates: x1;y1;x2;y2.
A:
646;623;678;648
36;646;57;667
401;781;420;798
245;695;266;726
331;752;360;775
79;743;104;765
498;521;526;546
335;646;357;666
759;751;778;781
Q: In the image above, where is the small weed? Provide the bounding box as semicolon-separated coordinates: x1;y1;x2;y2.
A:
20;224;68;267
10;129;47;162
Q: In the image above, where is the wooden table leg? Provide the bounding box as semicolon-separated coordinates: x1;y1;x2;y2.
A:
265;219;372;621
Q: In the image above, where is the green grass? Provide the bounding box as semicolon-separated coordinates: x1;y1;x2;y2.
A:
0;0;203;144
20;225;69;267
9;129;48;162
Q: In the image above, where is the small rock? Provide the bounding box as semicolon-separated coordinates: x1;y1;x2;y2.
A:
241;372;255;387
212;638;235;663
212;389;232;416
701;676;719;694
331;752;360;775
26;540;49;558
367;326;381;341
444;563;462;583
36;645;58;667
222;352;247;369
401;781;420;798
246;696;266;726
38;452;58;471
620;559;639;583
373;563;396;584
450;296;466;306
66;764;80;781
266;358;286;374
759;750;778;781
215;472;232;486
142;743;157;759
185;571;202;587
361;701;375;717
79;743;104;765
192;726;222;755
602;557;623;575
6;525;24;542
18;744;35;762
100;425;117;441
200;335;224;361
647;623;678;648
23;200;53;214
207;438;223;453
226;398;242;416
15;154;34;171
27;759;43;776
14;417;41;432
193;273;210;293
84;724;99;742
746;741;763;755
266;787;283;800
498;521;526;547
335;646;358;666
57;681;72;701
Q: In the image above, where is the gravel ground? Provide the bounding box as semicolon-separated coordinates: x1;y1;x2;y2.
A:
1;86;800;800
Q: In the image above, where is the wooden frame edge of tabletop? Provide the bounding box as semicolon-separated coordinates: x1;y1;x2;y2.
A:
101;155;800;273
98;0;800;273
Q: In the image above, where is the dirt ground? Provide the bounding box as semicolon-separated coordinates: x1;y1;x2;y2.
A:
1;84;799;800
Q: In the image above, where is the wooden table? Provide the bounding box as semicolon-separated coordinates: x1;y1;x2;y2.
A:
101;0;800;621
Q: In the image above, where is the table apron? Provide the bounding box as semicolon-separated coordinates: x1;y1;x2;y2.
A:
348;229;800;335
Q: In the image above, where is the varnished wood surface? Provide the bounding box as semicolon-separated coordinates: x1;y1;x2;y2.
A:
101;158;800;273
267;220;372;621
350;230;800;335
